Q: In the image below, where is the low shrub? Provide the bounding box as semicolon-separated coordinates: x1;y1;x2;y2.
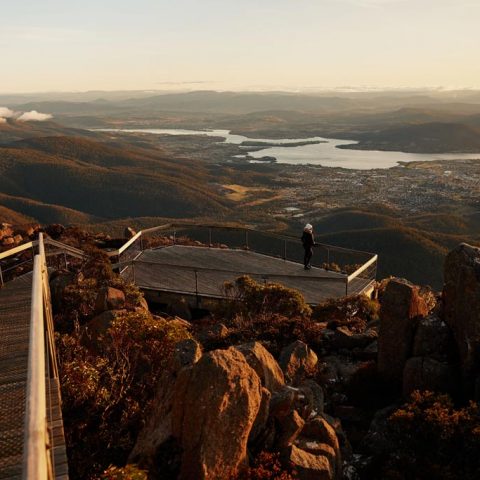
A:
57;311;191;479
236;451;298;480
312;294;379;327
219;275;312;321
378;391;480;479
99;464;148;480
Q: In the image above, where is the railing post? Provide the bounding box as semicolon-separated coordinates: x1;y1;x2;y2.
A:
245;230;249;250
173;230;176;245
132;262;136;284
140;235;144;252
208;228;212;247
283;239;287;261
327;247;330;267
194;270;199;307
0;265;3;287
345;277;349;296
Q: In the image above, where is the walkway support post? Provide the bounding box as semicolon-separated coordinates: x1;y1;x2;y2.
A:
194;270;199;307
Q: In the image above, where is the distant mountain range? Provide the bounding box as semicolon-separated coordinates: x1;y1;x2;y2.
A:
339;122;480;153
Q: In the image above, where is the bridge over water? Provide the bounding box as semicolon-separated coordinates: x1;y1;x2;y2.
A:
0;223;377;479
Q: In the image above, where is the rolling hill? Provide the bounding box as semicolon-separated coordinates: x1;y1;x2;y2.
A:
339;122;480;153
0;125;233;223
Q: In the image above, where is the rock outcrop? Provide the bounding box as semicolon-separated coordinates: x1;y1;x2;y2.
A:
279;340;318;384
443;243;480;388
403;356;457;396
95;286;125;312
286;445;333;480
235;341;285;392
172;348;263;480
378;278;428;383
129;339;202;472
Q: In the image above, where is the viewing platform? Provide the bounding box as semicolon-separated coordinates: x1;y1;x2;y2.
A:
111;223;378;306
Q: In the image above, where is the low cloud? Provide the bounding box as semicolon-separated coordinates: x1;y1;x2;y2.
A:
0;107;15;119
17;110;53;122
0;106;53;123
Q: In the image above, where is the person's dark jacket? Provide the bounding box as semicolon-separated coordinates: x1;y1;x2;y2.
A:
301;231;315;249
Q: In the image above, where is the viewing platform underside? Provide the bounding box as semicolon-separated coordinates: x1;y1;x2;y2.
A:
129;245;372;305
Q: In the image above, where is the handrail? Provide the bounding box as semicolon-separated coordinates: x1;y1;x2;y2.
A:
347;254;378;283
0;236;88;287
116;230;143;256
107;222;377;258
44;238;87;260
22;234;53;480
0;241;35;261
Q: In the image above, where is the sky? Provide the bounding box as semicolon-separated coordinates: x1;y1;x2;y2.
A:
1;0;479;93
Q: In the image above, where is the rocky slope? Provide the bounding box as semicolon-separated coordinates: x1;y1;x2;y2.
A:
3;224;480;479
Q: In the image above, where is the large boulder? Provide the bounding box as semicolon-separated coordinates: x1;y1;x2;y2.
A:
95;286;125;312
235;341;285;392
413;315;454;361
443;243;480;385
378;278;428;383
172;347;262;480
301;416;342;476
403;356;458;396
81;310;125;350
333;326;377;350
297;380;325;418
129;339;202;471
249;387;271;445
0;223;13;240
279;340;318;384
269;386;297;419
2;236;14;247
276;409;305;448
49;270;75;310
285;445;334;480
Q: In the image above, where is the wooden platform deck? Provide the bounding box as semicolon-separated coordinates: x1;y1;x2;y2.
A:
132;246;369;304
0;274;68;480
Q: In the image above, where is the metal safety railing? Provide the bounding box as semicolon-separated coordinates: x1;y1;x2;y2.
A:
22;233;59;480
0;236;86;287
118;258;349;305
108;222;378;296
0;234;82;479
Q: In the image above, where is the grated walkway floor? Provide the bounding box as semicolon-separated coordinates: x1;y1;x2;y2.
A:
132;246;371;304
0;274;69;479
0;274;32;480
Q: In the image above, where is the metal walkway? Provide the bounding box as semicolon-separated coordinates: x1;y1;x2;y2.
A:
0;235;72;480
0;274;32;479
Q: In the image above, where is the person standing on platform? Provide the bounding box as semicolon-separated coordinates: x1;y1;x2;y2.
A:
301;223;315;270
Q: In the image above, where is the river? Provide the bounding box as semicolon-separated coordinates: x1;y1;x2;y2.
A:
96;128;480;170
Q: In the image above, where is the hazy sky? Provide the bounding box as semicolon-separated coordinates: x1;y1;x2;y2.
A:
1;0;479;93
